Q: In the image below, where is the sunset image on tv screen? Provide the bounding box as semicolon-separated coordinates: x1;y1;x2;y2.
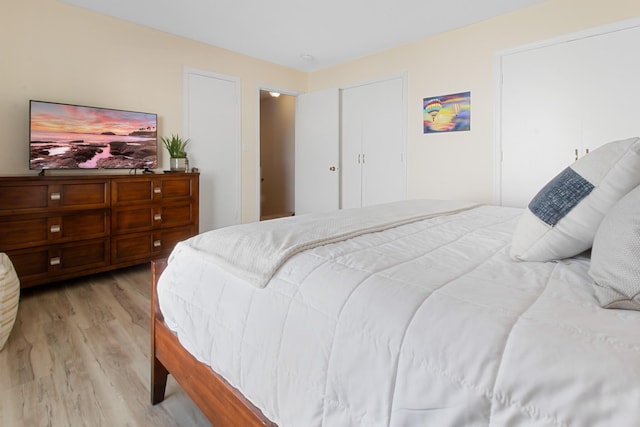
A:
30;101;158;170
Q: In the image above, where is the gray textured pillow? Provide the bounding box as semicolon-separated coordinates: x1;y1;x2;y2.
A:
589;185;640;310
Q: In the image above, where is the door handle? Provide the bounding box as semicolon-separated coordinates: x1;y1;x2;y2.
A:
329;166;336;171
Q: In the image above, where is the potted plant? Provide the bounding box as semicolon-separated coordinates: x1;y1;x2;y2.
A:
161;133;190;172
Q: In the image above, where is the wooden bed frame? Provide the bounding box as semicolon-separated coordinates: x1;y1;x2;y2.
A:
150;259;277;427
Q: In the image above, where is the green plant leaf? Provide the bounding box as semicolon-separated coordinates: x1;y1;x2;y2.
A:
161;133;190;158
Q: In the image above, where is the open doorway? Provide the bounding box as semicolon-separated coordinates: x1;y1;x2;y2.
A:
259;90;296;221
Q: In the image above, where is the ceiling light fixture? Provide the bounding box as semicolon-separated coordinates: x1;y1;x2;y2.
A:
269;91;280;98
300;53;315;62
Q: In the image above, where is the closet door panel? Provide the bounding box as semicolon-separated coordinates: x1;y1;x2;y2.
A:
580;25;640;150
501;40;581;208
341;77;405;209
500;22;640;208
341;86;365;210
360;77;404;208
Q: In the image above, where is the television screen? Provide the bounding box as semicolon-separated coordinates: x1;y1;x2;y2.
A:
29;100;158;170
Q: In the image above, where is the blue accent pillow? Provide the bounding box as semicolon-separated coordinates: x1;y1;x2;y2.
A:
528;168;595;226
511;137;640;262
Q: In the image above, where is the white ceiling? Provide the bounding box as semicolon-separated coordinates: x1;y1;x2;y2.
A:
59;0;549;72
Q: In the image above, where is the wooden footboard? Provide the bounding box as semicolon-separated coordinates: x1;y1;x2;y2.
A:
150;259;276;427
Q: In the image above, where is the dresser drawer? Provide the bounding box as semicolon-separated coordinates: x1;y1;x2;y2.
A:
0;210;109;250
58;210;110;239
156;226;197;255
54;181;109;208
111;225;196;265
111;206;155;233
7;248;49;278
111;232;156;264
0;180;108;214
111;178;154;205
0;209;109;251
0;216;49;248
7;238;109;288
0;173;198;288
111;175;196;206
111;202;195;234
159;202;196;227
158;176;194;201
0;182;49;211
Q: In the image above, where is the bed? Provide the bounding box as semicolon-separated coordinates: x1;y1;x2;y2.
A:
150;138;640;426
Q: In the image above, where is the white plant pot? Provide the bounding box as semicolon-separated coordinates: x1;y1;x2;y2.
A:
169;157;188;172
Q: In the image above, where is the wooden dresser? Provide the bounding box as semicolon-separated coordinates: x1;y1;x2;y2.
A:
0;173;199;288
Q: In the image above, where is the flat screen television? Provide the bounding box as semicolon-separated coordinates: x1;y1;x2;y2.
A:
29;100;158;171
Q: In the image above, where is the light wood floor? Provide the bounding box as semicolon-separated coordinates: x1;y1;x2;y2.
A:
0;264;211;427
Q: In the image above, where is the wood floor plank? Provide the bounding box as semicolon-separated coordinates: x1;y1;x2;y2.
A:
0;313;35;387
0;265;211;427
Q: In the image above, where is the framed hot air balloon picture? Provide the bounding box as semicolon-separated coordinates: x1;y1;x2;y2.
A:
423;91;471;134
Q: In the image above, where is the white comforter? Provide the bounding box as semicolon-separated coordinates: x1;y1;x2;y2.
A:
157;203;640;426
170;199;478;287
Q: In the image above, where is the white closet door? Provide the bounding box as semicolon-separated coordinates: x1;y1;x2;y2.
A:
341;77;405;209
184;68;241;232
360;77;404;208
294;88;340;215
500;40;582;208
500;22;640;208
341;85;365;210
581;25;640;148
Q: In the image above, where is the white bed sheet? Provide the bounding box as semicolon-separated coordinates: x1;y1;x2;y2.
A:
157;203;640;426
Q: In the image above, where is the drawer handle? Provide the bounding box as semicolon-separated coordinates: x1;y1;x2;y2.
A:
50;224;61;233
50;192;61;201
154;187;162;194
50;257;61;266
153;240;162;248
154;213;162;221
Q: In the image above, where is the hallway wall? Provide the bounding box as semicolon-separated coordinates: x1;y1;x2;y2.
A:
260;94;296;218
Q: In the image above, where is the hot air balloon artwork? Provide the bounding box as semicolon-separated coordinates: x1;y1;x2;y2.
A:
425;99;442;122
423;91;471;134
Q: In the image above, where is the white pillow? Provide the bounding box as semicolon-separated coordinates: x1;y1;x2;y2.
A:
589;185;640;310
510;137;640;261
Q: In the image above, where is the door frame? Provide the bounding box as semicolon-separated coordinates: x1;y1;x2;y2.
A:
255;85;302;222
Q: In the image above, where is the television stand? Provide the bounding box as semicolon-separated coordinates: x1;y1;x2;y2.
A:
38;169;46;177
143;167;155;174
0;173;199;288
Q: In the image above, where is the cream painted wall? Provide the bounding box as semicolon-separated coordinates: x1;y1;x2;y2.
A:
1;0;306;222
308;0;640;204
4;0;640;222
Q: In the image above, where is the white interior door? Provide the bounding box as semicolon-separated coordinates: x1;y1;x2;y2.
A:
184;68;241;232
294;88;340;215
